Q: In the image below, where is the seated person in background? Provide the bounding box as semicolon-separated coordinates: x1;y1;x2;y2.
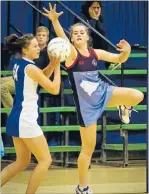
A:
35;26;60;127
1;75;15;112
1;44;15;112
74;1;121;70
34;26;50;69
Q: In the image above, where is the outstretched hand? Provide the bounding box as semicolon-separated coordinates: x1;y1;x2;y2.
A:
116;40;131;53
42;3;63;22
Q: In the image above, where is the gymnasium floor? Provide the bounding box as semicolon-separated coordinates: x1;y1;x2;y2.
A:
1;162;146;194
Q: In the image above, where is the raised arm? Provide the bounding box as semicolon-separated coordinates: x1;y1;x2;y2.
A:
26;55;61;95
94;39;131;63
43;4;67;40
42;3;77;64
42;53;60;78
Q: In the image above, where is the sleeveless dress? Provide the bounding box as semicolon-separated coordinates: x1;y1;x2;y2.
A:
6;57;43;138
66;48;116;127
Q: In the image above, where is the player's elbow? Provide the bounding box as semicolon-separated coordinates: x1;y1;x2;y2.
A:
50;85;60;95
53;88;60;95
119;58;126;63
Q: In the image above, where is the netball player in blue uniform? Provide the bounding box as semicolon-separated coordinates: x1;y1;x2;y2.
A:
43;4;144;194
1;33;61;194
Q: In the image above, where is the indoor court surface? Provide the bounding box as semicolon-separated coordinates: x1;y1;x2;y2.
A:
1;164;146;194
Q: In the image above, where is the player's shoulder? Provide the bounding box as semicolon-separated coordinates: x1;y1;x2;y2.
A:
25;64;42;78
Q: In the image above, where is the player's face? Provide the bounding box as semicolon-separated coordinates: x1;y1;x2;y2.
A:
71;26;89;47
36;31;48;47
24;38;40;60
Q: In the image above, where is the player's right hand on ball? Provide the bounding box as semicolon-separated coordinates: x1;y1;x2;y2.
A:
49;53;61;67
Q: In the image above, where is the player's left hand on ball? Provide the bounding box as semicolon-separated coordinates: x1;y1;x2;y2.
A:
116;39;131;52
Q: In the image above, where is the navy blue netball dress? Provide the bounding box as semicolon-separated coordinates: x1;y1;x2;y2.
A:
6;57;43;138
66;48;115;127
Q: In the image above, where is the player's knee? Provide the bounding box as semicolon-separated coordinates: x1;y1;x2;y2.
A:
130;90;144;104
82;142;96;156
137;91;144;103
16;157;31;170
38;155;52;169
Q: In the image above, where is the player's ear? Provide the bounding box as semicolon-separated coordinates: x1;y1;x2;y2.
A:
22;48;28;55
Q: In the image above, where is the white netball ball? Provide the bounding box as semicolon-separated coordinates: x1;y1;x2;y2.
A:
47;37;71;62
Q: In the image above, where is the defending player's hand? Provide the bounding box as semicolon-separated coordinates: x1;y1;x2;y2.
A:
116;39;131;53
42;3;63;23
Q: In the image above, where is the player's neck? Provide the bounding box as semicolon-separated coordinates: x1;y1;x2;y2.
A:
76;43;88;51
22;55;34;62
76;45;89;55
